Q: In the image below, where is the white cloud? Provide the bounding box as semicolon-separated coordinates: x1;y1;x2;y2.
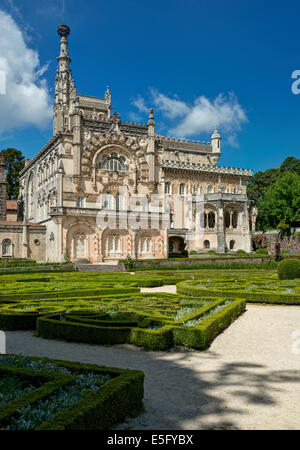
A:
150;89;189;119
0;10;52;135
132;89;248;148
131;95;149;114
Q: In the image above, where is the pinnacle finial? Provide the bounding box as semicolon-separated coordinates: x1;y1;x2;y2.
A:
58;1;70;38
57;23;70;38
148;108;155;127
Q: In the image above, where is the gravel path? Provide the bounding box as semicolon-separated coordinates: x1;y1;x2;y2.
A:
3;288;300;430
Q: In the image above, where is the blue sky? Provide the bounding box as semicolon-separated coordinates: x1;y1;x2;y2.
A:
0;0;299;172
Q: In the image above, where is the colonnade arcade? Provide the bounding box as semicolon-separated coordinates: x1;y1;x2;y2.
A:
65;222;166;262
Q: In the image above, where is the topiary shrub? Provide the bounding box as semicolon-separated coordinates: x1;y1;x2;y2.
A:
189;250;197;255
236;250;247;256
255;248;268;255
278;259;300;280
207;250;217;255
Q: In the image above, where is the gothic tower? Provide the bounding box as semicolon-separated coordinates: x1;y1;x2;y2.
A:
53;23;77;135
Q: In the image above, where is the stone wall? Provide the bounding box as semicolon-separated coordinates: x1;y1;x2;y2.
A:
0;224;46;262
253;230;300;254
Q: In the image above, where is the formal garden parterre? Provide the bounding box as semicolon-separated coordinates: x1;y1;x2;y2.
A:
1;267;300;351
177;278;300;304
1;263;300;430
0;354;143;430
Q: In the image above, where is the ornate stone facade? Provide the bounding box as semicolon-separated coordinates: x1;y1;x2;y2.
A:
17;24;256;263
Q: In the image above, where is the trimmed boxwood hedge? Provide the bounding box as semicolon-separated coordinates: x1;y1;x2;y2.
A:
177;278;300;304
0;355;144;430
36;296;245;351
278;259;300;280
172;298;245;349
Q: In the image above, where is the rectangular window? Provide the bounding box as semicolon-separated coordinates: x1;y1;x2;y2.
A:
142;238;151;253
76;197;85;208
109;236;121;253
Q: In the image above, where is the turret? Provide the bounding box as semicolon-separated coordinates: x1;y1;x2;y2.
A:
211;127;221;154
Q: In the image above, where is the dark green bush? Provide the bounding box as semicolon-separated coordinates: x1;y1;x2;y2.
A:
207;250;217;255
278;259;300;280
236;250;247;255
189;250;197;255
255;248;269;255
172;299;246;349
168;251;188;258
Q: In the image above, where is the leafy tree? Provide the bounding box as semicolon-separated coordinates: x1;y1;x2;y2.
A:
247;168;279;203
257;172;300;231
247;156;300;203
0;148;25;200
279;156;300;175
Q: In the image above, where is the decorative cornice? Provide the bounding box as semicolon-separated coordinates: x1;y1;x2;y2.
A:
162;160;253;177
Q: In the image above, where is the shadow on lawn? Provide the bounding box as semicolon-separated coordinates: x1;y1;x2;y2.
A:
4;331;300;430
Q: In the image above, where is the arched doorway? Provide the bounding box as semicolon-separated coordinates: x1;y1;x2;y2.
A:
168;236;186;256
66;223;95;262
74;232;87;260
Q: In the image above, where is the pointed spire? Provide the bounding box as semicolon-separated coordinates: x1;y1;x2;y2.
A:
148;108;155;126
54;20;76;135
105;85;112;118
57;24;71;73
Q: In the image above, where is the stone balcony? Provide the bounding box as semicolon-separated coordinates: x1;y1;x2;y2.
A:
203;192;248;202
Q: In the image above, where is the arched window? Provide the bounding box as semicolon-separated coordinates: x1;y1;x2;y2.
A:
208;212;215;228
207;185;214;194
99;154;128;172
225;211;230;228
193;184;199;195
204;240;210;249
2;239;12;257
28;173;34;218
165;182;171;194
141;237;152;253
230;240;235;250
179;183;185;196
232;212;238;229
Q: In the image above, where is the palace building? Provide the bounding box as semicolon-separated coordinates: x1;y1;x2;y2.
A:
1;23;257;263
